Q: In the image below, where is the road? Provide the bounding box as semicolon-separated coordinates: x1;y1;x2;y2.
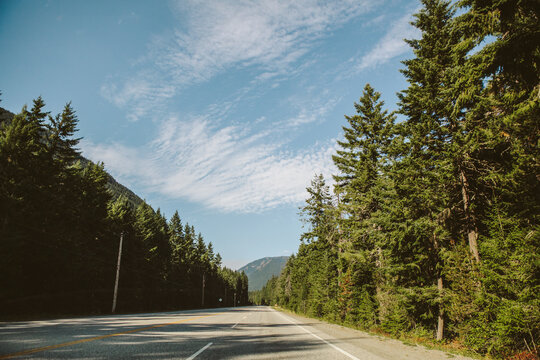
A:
0;306;473;359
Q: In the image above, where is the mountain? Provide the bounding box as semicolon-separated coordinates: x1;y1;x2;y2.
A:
0;107;143;208
78;156;144;208
239;256;289;291
0;107;13;124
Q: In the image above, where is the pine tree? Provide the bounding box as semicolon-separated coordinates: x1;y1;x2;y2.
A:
332;84;394;255
300;174;335;244
445;0;540;354
298;174;340;317
332;83;395;326
452;0;539;233
47;102;81;165
393;0;460;340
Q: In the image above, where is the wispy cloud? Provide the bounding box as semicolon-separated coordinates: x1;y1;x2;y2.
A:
82;116;337;213
102;0;372;120
161;0;372;84
100;74;175;122
356;11;419;72
285;96;340;128
92;0;393;212
80;140;157;190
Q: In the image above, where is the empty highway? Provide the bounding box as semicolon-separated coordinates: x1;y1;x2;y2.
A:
0;306;473;359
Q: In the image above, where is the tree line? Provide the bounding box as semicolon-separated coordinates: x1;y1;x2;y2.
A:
252;0;538;358
0;97;248;318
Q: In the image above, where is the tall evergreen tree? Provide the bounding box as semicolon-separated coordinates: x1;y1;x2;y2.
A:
332;83;395;325
445;0;540;353
169;211;184;262
47;102;81;165
300;174;335;244
393;0;461;339
297;174;340;318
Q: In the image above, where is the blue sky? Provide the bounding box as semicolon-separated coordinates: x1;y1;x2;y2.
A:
0;0;419;269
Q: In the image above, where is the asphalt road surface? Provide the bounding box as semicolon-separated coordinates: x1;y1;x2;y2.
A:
0;306;473;359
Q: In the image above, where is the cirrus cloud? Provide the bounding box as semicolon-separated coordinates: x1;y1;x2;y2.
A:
356;10;420;71
102;0;373;121
82;114;337;213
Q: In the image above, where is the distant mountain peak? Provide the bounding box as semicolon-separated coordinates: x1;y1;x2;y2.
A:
239;256;288;291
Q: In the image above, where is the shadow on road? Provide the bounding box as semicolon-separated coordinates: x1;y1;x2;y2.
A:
0;306;365;359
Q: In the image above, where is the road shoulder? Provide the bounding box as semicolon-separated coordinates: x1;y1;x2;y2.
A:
272;307;477;360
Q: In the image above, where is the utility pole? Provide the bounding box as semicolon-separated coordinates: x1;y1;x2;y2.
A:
201;273;206;307
112;232;124;313
234;292;236;307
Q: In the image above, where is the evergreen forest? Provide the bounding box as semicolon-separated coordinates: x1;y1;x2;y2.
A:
0;98;248;319
252;0;539;358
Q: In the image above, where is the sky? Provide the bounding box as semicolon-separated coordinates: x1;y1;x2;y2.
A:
0;0;419;269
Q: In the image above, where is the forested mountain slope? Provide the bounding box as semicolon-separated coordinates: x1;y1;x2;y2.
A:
1;107;143;208
0;100;248;319
239;256;288;291
254;1;539;359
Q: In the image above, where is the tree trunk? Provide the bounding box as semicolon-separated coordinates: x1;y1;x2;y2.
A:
337;197;343;290
201;273;205;307
437;277;444;341
433;233;444;341
460;168;480;263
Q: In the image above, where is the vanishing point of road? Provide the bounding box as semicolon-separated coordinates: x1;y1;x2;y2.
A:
0;306;473;359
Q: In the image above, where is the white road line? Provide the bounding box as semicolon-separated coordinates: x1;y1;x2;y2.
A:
187;342;212;360
273;309;386;360
232;314;249;328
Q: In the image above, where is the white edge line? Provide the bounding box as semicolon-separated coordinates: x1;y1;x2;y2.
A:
186;342;213;360
272;309;361;360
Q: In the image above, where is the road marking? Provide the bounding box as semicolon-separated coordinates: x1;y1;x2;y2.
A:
187;342;213;360
232;314;249;328
273;309;385;360
0;312;224;359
